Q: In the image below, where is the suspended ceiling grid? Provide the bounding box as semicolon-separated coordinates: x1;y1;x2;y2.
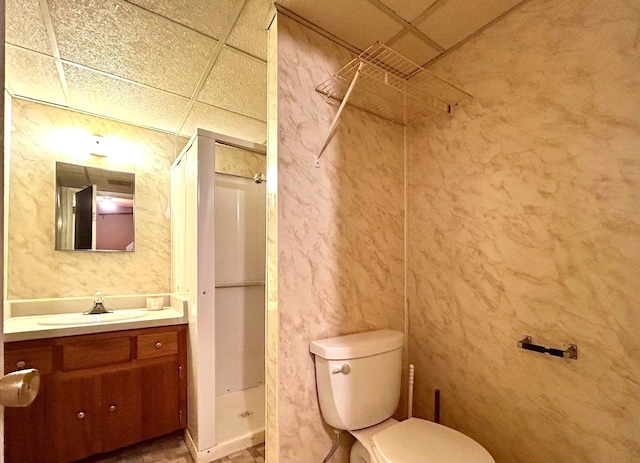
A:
5;0;271;143
278;0;529;67
5;0;528;142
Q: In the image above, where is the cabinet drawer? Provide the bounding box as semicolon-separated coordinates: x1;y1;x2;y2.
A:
137;332;178;359
63;338;131;371
5;347;54;374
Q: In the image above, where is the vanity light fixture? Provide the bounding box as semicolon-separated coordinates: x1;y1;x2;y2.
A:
89;135;109;157
48;129;140;163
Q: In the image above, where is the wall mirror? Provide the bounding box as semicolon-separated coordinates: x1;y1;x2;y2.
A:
55;162;135;251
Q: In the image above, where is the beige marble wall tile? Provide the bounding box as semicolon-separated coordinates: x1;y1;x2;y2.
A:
215;143;266;179
407;0;640;462
270;14;405;463
6;99;179;300
266;15;279;463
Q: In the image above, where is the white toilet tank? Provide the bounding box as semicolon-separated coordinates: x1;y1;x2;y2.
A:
310;329;404;431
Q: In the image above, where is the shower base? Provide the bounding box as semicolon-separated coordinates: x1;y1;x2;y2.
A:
185;384;265;462
217;384;265;446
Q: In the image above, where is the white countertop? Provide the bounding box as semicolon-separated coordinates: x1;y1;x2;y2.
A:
4;307;187;342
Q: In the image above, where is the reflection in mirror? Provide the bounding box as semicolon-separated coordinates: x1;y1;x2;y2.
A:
55;162;135;251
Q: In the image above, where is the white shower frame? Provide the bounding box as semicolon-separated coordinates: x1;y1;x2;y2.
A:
171;129;266;463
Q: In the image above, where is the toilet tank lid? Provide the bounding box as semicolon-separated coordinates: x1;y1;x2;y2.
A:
310;329;403;360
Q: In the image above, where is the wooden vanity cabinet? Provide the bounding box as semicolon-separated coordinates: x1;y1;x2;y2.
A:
3;343;53;463
3;325;187;463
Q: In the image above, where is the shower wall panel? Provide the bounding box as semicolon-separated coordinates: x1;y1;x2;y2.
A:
171;130;218;452
215;174;266;395
215;286;265;394
215;175;266;284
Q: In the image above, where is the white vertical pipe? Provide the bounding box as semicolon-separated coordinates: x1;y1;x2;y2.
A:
407;364;414;418
403;110;410;419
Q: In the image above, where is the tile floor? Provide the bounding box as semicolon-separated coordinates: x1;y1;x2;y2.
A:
79;433;265;463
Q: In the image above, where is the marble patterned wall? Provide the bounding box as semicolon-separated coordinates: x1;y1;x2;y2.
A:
407;0;640;462
268;14;405;463
266;15;280;463
215;143;266;179
6;99;179;300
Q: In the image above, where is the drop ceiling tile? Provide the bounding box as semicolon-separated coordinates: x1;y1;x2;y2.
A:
278;0;403;50
5;0;52;54
197;48;267;121
5;47;67;106
49;0;217;96
416;0;524;49
388;33;441;67
226;0;271;60
380;0;438;23
63;64;190;133
181;102;267;144
125;0;241;40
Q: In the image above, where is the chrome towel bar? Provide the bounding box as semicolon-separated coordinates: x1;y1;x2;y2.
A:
517;335;578;360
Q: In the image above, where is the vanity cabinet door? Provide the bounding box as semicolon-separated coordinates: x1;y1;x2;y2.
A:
140;359;182;439
100;368;143;453
4;346;54;463
49;376;97;463
4;379;51;463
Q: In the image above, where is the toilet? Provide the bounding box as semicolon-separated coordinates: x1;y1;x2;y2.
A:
310;329;495;463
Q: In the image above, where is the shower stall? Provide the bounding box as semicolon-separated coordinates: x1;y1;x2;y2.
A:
171;129;266;461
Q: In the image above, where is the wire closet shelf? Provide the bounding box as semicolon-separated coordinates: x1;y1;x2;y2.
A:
314;43;472;167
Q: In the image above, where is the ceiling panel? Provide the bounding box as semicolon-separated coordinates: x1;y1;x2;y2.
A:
416;0;524;49
198;48;267;121
226;0;272;60
63;64;190;133
380;0;439;23
49;0;217;97
4;0;527;141
278;0;404;51
387;32;441;67
5;0;52;54
5;47;67;106
124;0;241;40
181;102;267;143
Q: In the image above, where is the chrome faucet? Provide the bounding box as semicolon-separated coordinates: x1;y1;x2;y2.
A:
84;291;113;315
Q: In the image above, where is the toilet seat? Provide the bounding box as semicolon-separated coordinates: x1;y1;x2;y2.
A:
350;418;399;460
371;418;495;463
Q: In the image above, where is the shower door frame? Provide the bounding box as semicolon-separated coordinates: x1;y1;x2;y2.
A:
171;129;266;462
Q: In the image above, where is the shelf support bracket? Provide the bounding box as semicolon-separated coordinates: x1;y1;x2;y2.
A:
314;62;364;168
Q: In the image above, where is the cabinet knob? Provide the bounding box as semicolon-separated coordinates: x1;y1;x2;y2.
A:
77;411;86;420
109;405;116;412
16;361;26;369
155;342;162;349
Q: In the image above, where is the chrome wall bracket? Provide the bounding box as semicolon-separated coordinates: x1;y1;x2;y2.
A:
517;335;578;360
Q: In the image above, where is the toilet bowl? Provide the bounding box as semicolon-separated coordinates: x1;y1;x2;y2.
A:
310;329;495;463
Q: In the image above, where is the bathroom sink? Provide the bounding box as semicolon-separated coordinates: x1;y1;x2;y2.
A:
38;309;148;326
